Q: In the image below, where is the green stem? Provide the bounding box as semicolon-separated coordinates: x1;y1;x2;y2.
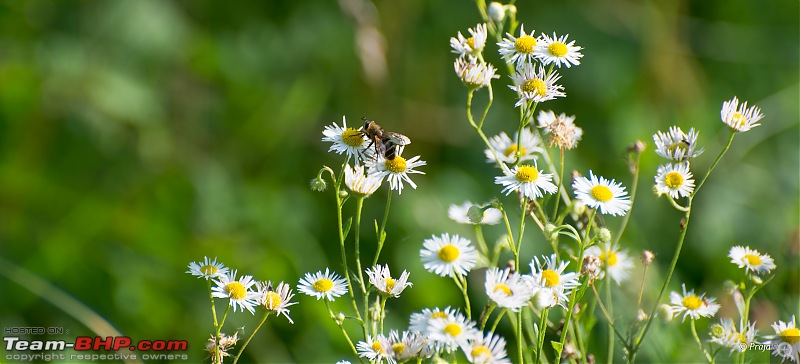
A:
372;192;393;266
535;308;549;364
336;187;364;329
552;148;565;220
215;305;230;339
354;197;367;295
634;132;736;355
517;312;524;364
232;312;270;364
208;280;219;329
612;152;640;247
554;210;595;364
453;274;472;320
324;301;362;362
467;89;510;173
515;196;529;270
690;319;714;363
490;309;507;335
474;224;490;261
605;278;614;363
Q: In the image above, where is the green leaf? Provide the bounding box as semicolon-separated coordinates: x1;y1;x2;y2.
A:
343;217;353;240
551;341;563;355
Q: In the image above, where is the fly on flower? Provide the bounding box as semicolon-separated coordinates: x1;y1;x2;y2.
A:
361;117;412;161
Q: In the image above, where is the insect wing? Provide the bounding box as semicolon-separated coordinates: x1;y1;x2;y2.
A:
384;132;411;146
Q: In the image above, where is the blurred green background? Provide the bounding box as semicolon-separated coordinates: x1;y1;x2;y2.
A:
0;0;797;363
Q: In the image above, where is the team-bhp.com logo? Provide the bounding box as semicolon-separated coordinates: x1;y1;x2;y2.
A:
4;335;189;362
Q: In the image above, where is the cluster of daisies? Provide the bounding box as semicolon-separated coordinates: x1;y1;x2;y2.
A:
661;246;797;363
653;96;764;200
320;116;425;195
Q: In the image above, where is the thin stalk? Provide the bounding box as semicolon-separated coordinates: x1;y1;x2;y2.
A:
474;224;490;259
612;152;641;247
325;301;363;364
490;309;508;335
605;278;614;363
515;196;529;269
215;305;230;339
208;280;219;328
354;197;367;295
453;274;472;320
535;308;549;363
552;147;565;220
336;190;363;327
372;192;393;266
517;312;524;364
590;283;627;344
690;319;714;363
232;312;270;364
694;131;736;195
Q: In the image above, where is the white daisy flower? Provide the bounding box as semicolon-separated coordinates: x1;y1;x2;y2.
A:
528;254;581;309
668;284;720;321
572;171;632;217
461;332;512;364
534;33;583;68
297;268;348;301
427;311;481;353
357;334;394;363
728;245;776;275
322;116;371;164
766;316;800;363
187;256;229;280
420;233;479;278
367;154;426;195
497;25;539;67
385;330;427;362
485;267;535;312
585;244;635;285
257;281;297;323
536;110;583;150
508;63;565;107
345;164;383;197
654;162;695;199
653;126;704;162
211;270;259;314
448;201;502;225
454;56;499;90
721;96;764;132
495;163;558;199
366;264;412;297
709;318;757;353
484;128;544;164
409;307;457;333
450;23;488;57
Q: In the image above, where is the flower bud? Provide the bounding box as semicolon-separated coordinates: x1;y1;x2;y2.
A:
636;309;648;321
488;2;505;22
309;177;327;192
709;323;725;338
505;4;517;17
659;304;674;322
597;228;612;243
338;189;349;199
335;312;346;324
467;205;485;224
641;250;655;265
750;275;763;285
572;200;586;216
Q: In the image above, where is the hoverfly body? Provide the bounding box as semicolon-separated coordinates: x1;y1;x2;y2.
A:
361;117;411;160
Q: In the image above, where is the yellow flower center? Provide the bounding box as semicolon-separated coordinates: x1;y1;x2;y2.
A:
522;78;547;97
493;283;512;296
384;277;396;292
736;333;747;344
743;254;762;266
263;291;283;310
515;165;539;183
542;269;560;287
313;278;334;293
342;128;365;146
438;244;460;263
371;341;384;354
444;323;462;337
431;312;448;319
201;265;218;276
590;185;613;202
385;156;407;173
682;295;703;310
504;143;527;157
471;345;492;358
664;171;684;189
515;35;537;53
780;328;800;344
466;37;476;50
225;282;247;300
548;42;568;57
600;251;618;267
392;343;406;355
731;112;746;128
